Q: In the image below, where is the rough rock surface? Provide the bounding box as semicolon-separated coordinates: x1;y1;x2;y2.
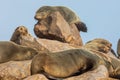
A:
34;11;83;46
10;26;77;53
23;74;48;80
35;38;76;52
0;60;31;80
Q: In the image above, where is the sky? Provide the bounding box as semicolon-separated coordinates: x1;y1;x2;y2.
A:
0;0;120;53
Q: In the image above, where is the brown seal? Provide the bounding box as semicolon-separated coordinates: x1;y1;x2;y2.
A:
10;26;32;44
84;38;112;53
31;48;106;79
0;41;38;63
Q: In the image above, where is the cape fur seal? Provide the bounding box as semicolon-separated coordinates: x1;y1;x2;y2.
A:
10;26;32;44
84;38;118;58
34;6;87;32
85;38;112;53
0;41;38;63
31;48;106;79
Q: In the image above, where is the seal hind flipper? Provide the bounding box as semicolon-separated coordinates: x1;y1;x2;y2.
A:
75;22;87;32
117;39;120;58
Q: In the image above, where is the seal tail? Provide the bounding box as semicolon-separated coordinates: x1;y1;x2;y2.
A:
117;39;120;58
75;22;87;32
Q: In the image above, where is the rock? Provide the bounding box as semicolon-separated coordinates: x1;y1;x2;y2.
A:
10;26;77;53
10;26;120;79
10;26;50;53
64;65;109;80
34;6;87;32
35;38;76;52
34;11;83;46
23;74;48;80
20;37;76;52
0;60;31;80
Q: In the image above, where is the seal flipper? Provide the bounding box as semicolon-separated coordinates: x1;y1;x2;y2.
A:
75;22;87;32
117;39;120;58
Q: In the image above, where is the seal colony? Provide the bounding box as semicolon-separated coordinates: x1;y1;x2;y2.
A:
0;5;119;80
31;38;120;79
34;6;87;32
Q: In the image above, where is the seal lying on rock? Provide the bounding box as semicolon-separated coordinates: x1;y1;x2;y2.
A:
31;49;120;79
31;48;106;79
10;26;33;44
85;38;112;53
84;38;120;79
34;6;87;32
0;41;38;63
84;38;117;58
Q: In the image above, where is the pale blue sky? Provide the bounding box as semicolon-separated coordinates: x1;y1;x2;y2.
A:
0;0;120;52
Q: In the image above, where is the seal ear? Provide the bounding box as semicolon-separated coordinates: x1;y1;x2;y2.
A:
117;39;120;58
75;22;87;32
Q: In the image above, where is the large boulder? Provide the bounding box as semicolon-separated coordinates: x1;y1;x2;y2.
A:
0;60;31;80
34;11;84;46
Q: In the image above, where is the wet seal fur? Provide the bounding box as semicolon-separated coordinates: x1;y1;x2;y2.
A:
34;6;87;32
31;48;107;79
0;41;38;63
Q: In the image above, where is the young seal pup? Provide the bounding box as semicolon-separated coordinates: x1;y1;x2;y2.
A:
34;6;87;32
0;41;38;63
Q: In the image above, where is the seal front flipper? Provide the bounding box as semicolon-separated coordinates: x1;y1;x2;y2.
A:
117;39;120;58
75;22;87;32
